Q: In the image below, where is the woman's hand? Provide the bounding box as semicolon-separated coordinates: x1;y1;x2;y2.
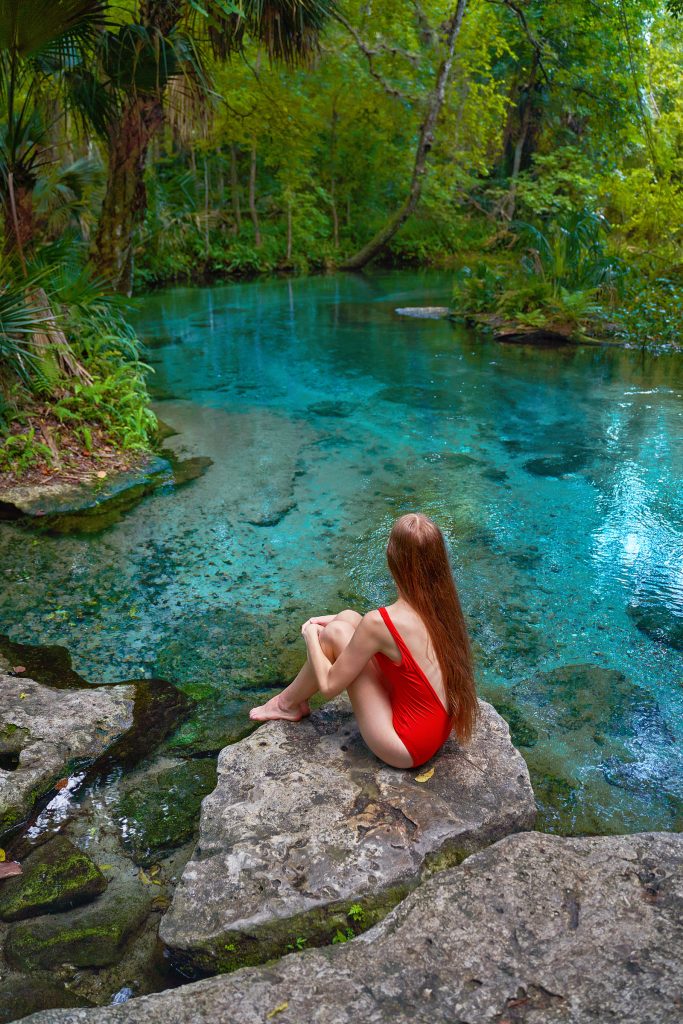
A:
302;614;336;628
301;619;324;644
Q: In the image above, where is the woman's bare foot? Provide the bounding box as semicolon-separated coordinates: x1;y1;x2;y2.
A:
249;695;307;722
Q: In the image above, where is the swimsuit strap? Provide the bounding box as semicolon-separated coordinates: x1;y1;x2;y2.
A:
378;606;410;658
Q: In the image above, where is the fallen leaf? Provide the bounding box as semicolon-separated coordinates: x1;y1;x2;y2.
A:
139;868;162;886
0;849;5;862
266;1003;289;1019
0;862;22;879
99;864;113;870
54;778;69;791
12;666;26;674
19;693;27;699
414;767;435;783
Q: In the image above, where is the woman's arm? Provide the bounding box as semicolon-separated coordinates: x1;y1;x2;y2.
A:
302;613;383;699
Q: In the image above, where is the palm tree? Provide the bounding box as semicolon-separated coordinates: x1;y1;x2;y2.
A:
0;0;107;270
92;0;336;294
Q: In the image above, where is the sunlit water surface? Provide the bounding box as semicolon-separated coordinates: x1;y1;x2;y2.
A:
2;269;682;834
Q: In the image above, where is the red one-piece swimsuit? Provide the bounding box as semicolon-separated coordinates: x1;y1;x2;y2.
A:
374;606;454;767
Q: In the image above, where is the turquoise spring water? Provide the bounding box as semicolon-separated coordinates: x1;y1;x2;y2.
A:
1;269;682;834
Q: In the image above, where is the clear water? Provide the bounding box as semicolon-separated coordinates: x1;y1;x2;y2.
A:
2;269;682;834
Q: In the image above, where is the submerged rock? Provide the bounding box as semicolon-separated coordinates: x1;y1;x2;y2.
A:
487;663;679;834
117;759;217;866
0;835;107;921
158;697;535;974
627;600;683;652
0;975;90;1024
6;875;153;971
0;674;136;835
21;831;683;1024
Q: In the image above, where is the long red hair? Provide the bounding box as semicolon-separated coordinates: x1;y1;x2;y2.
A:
386;512;477;744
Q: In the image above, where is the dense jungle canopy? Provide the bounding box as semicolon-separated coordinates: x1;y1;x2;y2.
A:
0;0;682;476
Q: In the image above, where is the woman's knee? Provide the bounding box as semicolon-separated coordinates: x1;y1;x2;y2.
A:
335;609;362;627
320;619;354;660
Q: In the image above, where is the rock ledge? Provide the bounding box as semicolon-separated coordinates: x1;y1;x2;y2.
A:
159;696;536;972
18;830;683;1024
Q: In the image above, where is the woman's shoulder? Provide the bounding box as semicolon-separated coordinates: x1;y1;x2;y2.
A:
363;608;385;630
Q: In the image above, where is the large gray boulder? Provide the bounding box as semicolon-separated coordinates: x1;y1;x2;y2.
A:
17;830;683;1024
158;696;536;973
0;674;136;833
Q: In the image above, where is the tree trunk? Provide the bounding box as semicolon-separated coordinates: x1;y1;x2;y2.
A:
501;54;539;221
3;172;35;271
230;144;242;234
249;144;261;248
90;0;182;294
341;0;468;271
330;105;340;247
91;92;164;294
331;196;339;249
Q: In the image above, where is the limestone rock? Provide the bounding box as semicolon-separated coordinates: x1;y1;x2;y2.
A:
0;458;173;534
0;674;136;834
395;306;450;318
158;697;535;972
18;831;683;1024
0;836;107;922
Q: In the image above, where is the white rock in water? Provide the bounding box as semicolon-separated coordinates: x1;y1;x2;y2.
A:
395;306;451;318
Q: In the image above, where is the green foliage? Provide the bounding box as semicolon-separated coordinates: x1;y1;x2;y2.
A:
331;927;354;944
610;278;683;350
0;246;156;474
347;903;365;923
285;936;307;951
0;427;53;473
452;262;507;316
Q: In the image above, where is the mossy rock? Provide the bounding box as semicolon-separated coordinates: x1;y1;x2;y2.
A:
0;975;91;1024
117;758;217;865
162;681;255;757
0;835;107;922
6;877;152;970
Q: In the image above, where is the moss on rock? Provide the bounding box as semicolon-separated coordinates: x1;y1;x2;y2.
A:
6;877;152;970
0;835;107;922
117;758;217;865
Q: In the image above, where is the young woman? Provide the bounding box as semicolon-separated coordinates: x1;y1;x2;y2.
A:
250;512;478;768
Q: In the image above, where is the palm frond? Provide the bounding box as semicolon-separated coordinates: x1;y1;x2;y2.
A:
198;0;335;66
0;0;107;62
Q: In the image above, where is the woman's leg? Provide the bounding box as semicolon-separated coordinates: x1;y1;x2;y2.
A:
250;612;413;768
249;610;361;721
318;617;413;768
347;667;414;769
